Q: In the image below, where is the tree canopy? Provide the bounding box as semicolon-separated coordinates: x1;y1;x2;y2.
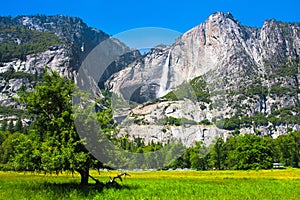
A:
6;70;99;184
169;131;300;170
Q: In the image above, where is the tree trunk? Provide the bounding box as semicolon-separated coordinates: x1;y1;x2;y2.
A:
77;168;89;185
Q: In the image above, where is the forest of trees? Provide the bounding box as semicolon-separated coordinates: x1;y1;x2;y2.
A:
163;76;211;104
0;25;62;62
170;132;300;170
1;119;299;172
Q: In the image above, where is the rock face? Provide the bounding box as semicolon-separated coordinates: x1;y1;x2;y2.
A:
115;99;230;146
107;12;299;102
107;12;300;144
0;15;135;107
119;124;228;147
1;13;299;146
0;45;71;107
106;45;171;103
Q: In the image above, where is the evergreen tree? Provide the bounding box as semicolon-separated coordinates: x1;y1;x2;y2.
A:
209;137;226;169
1;119;8;131
14;118;23;133
7;120;14;133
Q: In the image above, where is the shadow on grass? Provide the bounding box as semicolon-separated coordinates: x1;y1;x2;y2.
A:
36;182;139;197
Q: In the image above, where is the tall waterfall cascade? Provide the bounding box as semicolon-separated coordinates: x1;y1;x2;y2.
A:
157;50;171;97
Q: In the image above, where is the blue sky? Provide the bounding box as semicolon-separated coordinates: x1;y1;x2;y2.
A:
1;0;299;34
1;0;299;48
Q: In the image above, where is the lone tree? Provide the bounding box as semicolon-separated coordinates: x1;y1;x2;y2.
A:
11;70;103;185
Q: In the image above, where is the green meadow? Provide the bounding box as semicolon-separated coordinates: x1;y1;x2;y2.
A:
0;169;299;200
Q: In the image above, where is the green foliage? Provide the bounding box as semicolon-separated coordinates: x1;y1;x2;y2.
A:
270;85;298;97
200;119;212;125
217;106;299;131
223;117;241;130
0;130;8;142
269;58;299;77
226;134;273;170
209;137;226;169
0;106;24;116
14;118;23;133
245;85;268;96
169;142;209;170
0;119;8;131
0;131;9;161
114;135;187;169
275;131;300;167
156;116;198;126
190;76;211;103
163;76;211;103
269;105;300;126
165;116;182;126
7;119;14;133
171;131;300;170
0;132;26;165
162;91;177;101
252;113;269;126
215;116;241;130
4;70;100;184
0;25;62;62
0;67;40;82
0;118;26;134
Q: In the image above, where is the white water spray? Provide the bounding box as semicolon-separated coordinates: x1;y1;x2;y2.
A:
158;50;171;97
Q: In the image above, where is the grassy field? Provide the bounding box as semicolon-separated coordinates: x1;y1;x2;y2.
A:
0;169;299;200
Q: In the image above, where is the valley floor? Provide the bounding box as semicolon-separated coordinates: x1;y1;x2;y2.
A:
0;169;299;200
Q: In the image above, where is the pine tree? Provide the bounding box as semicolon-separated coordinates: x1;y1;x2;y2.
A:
1;119;8;131
8;120;14;133
14;118;23;133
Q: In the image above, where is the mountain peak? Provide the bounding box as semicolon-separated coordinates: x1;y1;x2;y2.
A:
210;11;234;18
206;11;239;25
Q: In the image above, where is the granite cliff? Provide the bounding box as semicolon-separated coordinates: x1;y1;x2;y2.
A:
106;12;299;145
0;13;299;146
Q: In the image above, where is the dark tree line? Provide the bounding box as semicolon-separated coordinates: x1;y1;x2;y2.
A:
170;131;300;170
0;25;62;62
1;118;25;133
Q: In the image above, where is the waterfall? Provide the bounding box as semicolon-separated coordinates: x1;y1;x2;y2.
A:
157;50;171;97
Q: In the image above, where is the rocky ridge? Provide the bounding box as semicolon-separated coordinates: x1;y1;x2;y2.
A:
107;12;300;145
0;13;299;147
0;15;135;108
